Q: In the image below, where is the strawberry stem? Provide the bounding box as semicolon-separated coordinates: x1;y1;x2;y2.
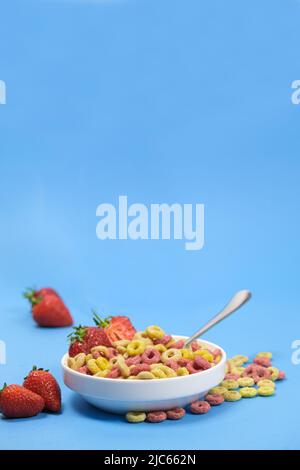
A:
67;325;87;344
23;288;42;306
92;310;112;328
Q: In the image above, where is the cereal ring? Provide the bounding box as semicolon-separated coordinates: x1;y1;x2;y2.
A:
212;347;222;358
181;349;194;360
253;357;271;367
256;352;272;359
126;411;146;423
141;348;161;365
130;364;151;376
235;367;245;376
150;364;177;378
125;355;142;366
178;358;190;367
230;355;248;366
243;364;271;381
151;368;166;379
225;373;240;381
77;365;89;375
135;371;155;380
240;387;257;398
87;359;100;375
152;344;167;353
205;393;224;406
209;386;227;396
95;356;111;371
113;340;131;354
268;367;279;381
278;371;286;380
68;357;76;369
116;355;131;378
153;335;172;345
257;379;275;388
224;390;241;402
193;350;214;363
146;411;167;423
74;353;86;369
161;348;182;363
193;356;211;371
176;367;189;376
107;365;121;378
190;400;211;414
258;386;275;397
166;408;186;420
171;339;185;349
165;339;175;349
221;379;239;390
145;325;165;340
95;369;109;378
127;340;146;356
191;341;201;352
237;377;255;387
91;345;109;357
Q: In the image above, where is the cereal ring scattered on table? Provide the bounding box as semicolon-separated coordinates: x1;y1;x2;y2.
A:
221;379;239;390
126;411;147;423
205;393;224;406
166;408;186;420
253;357;271;367
146;411;167;423
268;366;279;381
209;386;227;396
240;387;257;398
278;371;286;380
225;373;240;381
256;352;272;359
224;390;241;402
256;379;275;388
230;355;249;366
141;348;161;365
258;386;275;397
190;400;211;414
237;377;255;387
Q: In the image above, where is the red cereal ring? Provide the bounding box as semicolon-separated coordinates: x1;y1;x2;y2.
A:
253;357;271;367
165;359;179;371
278;370;286;380
204;393;224;406
187;362;197;374
191;341;201;352
92;351;101;359
213;348;222;358
125;355;142;366
153;335;172;345
171;339;185;349
178;358;190;367
78;366;89;375
107;365;121;378
130;364;151;376
141;348;161;365
190;400;211;414
166;408;186;420
146;411;167;423
107;348;118;359
225;373;239;380
193;356;211;371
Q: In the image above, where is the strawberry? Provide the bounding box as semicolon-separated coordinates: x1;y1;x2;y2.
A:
23;367;61;412
106;316;136;342
68;325;88;357
0;384;45;418
24;288;73;327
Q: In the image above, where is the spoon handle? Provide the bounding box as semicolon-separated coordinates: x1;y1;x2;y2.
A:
184;290;252;348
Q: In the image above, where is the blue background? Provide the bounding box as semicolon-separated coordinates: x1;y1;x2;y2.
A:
0;0;300;450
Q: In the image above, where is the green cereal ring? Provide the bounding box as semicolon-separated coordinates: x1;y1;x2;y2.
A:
237;377;255;387
209;386;227;396
256;352;272;359
240;387;257;398
258;386;275;397
257;379;275;389
268;367;279;381
126;411;147;423
224;390;241;402
221;379;239;390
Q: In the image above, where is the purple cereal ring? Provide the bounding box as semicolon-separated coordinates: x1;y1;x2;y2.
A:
146;411;167;423
253;357;271;367
107;365;121;379
193;355;211;371
125;355;142;366
141;348;161;365
166;408;186;420
130;364;151;375
278;370;286;380
171;339;185;349
191;341;201;352
153;335;172;345
190;400;211;414
165;359;179;371
225;373;239;380
204;393;224;406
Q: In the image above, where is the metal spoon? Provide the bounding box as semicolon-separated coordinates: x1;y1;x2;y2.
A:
184;290;252;348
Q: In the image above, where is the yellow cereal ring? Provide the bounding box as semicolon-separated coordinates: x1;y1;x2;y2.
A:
237;377;255;387
230;355;249;366
256;352;272;359
153;344;167;353
214;355;222;364
181;349;194;360
193;350;214;362
126;411;147;423
209;386;227;396
87;359;100;375
176;367;189;376
67;357;76;369
116;355;130;378
161;348;182;363
135;371;155;380
224;390;241;402
268;367;279;381
145;325;165;340
165;339;175;349
151;368;166;379
85;353;93;362
150;363;177;378
221;379;239;390
113;340;131;354
127;340;146;356
240;387;257;398
258;386;275;397
257;379;275;389
95;356;111;371
235;366;246;376
74;353;86;369
94;370;109;378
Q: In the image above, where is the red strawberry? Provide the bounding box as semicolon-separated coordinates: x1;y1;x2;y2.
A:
106;316;136;342
68;325;88;357
24;288;73;327
0;384;45;418
23;367;61;412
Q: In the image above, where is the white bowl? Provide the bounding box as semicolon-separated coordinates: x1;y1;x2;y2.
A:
61;336;226;414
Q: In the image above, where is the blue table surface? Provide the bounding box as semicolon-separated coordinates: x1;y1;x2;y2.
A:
0;0;300;450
